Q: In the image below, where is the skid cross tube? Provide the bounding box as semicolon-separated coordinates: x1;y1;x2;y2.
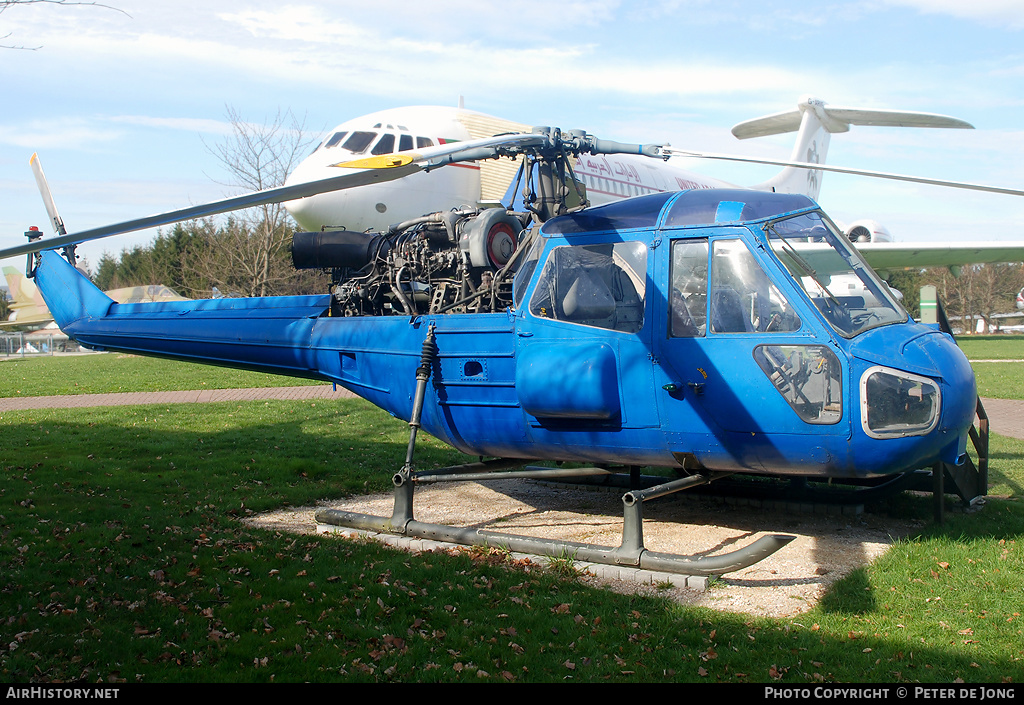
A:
315;464;796;577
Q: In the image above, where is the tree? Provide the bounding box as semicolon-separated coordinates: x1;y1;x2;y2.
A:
924;262;1024;333
198;107;319;297
884;269;924;320
86;107;326;299
0;283;10;321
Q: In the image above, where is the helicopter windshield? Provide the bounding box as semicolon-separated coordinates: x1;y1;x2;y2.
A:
765;212;907;337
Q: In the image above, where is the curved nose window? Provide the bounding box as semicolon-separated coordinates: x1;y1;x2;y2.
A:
860;366;940;439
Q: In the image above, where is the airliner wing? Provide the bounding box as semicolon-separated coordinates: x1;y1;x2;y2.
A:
854;241;1024;271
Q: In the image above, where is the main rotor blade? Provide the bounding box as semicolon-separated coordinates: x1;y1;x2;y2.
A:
0;161;424;261
2;129;651;262
331;131;550;171
662;148;1024;198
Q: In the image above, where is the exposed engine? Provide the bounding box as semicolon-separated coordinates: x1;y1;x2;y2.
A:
292;206;532;317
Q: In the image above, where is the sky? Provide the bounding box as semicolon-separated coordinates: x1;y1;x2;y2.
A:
2;0;1024;270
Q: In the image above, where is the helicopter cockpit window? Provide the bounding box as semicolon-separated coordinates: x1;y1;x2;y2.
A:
669;240;709;337
710;239;800;334
371;133;396;155
754;345;843;424
341;131;377;154
765;212;907;337
529;242;647;333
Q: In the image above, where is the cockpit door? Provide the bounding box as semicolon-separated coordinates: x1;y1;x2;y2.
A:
655;231;847;473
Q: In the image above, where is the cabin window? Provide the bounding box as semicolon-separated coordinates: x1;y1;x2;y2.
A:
754;345;842;424
513;236;544;308
341;131;377;154
371;133;396;155
669;239;708;337
710;239;800;334
529;242;647;333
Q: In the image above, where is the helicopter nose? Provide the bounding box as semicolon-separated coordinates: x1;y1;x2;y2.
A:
854;328;976;469
903;331;976;455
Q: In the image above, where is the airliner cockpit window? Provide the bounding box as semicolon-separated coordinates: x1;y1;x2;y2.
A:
341;131;377;154
398;134;414;152
765;212;907;337
371;134;396;155
529;242;647;333
417;137;435;148
323;131;348;149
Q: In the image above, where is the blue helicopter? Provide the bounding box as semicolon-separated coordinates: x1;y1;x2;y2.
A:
0;129;988;575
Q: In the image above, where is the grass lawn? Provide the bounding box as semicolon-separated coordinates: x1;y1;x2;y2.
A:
0;353;327;397
957;335;1024;399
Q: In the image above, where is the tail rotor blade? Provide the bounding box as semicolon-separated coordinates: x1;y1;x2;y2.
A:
29;154;67;237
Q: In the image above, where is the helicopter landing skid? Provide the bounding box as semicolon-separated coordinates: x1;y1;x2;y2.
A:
314;459;796;577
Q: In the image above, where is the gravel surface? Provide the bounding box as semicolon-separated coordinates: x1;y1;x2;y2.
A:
245;479;924;619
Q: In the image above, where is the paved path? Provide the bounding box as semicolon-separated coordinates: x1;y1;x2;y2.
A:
976;398;1023;439
2;386;1022;440
0;385;355;412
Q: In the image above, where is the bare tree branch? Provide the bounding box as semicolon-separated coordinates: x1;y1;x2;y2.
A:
1;0;130;50
198;107;321;297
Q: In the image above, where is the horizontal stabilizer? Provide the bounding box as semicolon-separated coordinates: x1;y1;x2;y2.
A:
732;99;974;139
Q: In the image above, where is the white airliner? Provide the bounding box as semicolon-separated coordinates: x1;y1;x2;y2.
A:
283;97;1024;275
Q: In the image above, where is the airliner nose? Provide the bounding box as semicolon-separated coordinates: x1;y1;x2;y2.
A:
284;157;331;231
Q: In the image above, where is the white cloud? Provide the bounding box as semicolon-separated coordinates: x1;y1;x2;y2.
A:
0;120;123;151
882;0;1024;28
109;116;233;135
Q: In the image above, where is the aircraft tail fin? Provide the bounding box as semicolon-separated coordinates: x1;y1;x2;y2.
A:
1;265;53;326
733;96;973;200
3;266;34;310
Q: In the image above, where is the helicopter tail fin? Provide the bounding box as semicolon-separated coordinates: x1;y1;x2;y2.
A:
33;250;114;330
732;96;973;200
